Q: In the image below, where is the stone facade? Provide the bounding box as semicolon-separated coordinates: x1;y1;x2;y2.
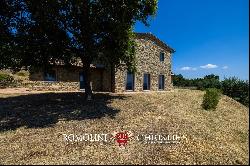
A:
29;65;111;92
24;81;79;91
29;33;174;92
114;37;173;92
30;66;80;82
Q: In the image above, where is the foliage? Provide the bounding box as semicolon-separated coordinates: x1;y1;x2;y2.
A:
173;74;186;87
221;77;249;107
202;88;220;110
0;73;15;88
196;74;221;90
15;70;29;77
0;0;158;98
174;74;249;107
173;74;221;89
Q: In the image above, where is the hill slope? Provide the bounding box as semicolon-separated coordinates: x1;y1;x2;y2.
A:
0;89;248;164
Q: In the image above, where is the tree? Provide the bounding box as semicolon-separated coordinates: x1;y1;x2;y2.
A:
0;0;158;99
199;74;221;90
204;74;219;80
221;77;249;107
173;74;185;87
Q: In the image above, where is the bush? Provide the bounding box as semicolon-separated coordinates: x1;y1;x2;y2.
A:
16;70;29;77
221;77;249;107
173;73;249;107
0;73;15;88
202;88;220;110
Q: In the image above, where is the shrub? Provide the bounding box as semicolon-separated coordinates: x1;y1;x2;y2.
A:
221;77;249;107
202;88;220;110
16;70;29;77
0;73;15;88
173;73;249;107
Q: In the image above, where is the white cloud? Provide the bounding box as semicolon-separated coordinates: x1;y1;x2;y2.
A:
200;64;218;69
222;66;229;69
192;67;197;71
180;67;197;71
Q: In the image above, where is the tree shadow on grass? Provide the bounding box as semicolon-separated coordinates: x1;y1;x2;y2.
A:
0;92;127;132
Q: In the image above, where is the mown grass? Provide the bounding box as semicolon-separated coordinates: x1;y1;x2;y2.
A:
0;89;248;165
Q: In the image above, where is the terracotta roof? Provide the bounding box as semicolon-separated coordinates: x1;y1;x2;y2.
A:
134;32;175;53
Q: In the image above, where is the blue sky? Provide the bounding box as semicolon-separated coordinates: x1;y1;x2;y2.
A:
135;0;249;80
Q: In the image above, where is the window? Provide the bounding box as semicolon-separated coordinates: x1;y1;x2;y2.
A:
79;72;85;90
160;52;165;62
143;73;150;90
44;70;56;81
159;75;165;90
126;72;135;90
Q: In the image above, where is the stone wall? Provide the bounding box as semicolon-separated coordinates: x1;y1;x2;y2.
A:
56;66;80;81
29;66;80;82
23;81;79;91
29;66;105;91
114;38;173;92
28;35;174;93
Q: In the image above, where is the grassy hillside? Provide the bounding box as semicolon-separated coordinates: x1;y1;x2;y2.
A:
0;89;248;165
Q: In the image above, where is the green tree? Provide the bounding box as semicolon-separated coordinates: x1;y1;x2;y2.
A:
202;88;220;110
0;0;158;99
197;74;221;90
221;77;249;107
173;74;186;87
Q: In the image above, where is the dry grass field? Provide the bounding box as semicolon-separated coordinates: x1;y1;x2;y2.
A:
0;89;248;165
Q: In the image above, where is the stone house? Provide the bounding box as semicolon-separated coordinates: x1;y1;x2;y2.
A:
29;33;175;92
